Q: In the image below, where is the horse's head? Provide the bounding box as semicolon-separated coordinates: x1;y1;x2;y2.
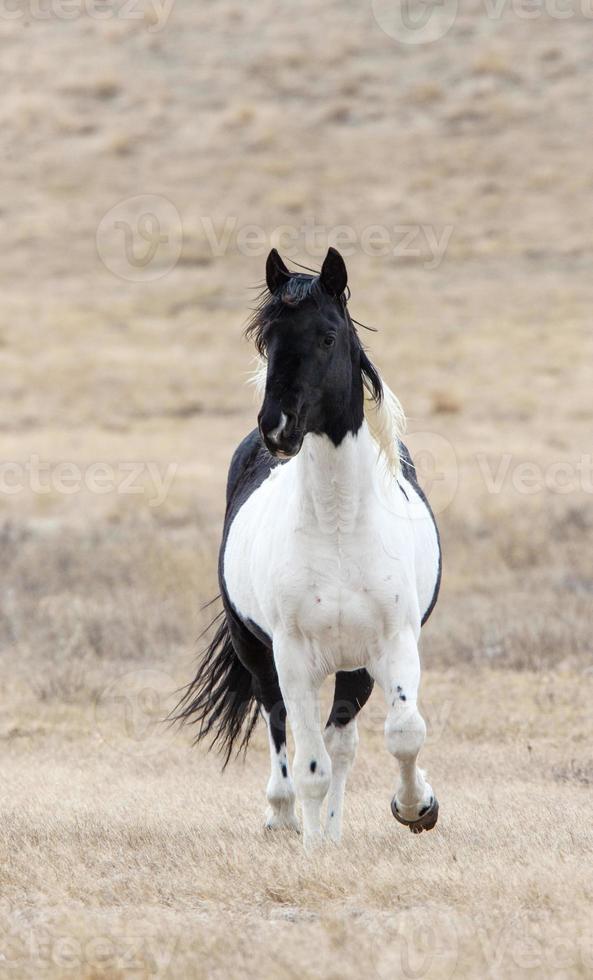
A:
248;247;381;460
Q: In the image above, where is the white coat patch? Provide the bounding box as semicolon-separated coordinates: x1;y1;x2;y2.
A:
223;424;439;676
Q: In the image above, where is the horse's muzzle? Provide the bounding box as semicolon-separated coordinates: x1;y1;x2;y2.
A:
258;407;303;459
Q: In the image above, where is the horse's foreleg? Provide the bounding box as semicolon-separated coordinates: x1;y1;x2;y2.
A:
274;640;331;850
323;669;374;842
323;720;358;842
261;705;299;831
373;628;438;834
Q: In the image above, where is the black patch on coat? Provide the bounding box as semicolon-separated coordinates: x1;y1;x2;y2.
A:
326;669;375;728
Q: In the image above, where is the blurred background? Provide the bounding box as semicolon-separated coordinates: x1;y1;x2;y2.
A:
1;2;592;977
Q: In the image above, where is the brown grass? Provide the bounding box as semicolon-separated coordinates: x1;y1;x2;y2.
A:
1;1;592;977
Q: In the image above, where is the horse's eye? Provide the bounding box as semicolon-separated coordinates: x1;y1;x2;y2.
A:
321;334;336;350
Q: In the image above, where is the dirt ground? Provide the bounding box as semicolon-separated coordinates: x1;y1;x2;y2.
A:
1;2;592;977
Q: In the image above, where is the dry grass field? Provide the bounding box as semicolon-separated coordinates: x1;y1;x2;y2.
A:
1;2;593;977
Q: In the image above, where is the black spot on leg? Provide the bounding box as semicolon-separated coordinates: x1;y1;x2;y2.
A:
281;764;288;779
396;686;402;693
399;694;407;702
310;760;317;773
330;810;334;818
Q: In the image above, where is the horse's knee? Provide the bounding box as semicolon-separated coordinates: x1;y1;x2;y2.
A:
385;705;426;760
294;749;332;801
266;773;295;808
324;720;358;769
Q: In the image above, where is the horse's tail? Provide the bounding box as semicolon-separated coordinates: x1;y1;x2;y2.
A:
172;607;259;767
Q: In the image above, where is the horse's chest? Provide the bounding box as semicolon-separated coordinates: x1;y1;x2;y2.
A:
223;465;421;667
278;530;405;661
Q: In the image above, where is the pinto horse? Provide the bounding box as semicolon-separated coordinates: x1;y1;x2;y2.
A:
177;247;441;849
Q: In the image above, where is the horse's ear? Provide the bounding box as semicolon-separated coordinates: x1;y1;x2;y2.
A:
319;247;348;297
265;249;290;294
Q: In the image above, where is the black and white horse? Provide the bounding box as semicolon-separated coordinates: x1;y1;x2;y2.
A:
177;248;441;849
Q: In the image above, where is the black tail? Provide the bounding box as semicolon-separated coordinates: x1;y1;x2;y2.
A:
172;607;259;767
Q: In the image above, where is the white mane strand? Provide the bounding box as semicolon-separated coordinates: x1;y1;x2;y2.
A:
364;377;406;477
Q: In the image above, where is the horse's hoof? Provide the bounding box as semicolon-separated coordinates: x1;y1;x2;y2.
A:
264;820;301;834
264;807;301;833
391;795;439;834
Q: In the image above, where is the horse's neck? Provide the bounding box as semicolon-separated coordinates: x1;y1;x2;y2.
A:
294;422;376;535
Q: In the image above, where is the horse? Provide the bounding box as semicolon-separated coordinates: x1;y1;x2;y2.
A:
176;247;442;849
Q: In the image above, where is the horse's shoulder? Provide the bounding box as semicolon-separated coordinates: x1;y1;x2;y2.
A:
225;428;278;525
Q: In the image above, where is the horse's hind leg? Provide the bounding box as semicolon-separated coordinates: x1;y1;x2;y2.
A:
324;669;374;843
372;628;438;833
225;612;297;832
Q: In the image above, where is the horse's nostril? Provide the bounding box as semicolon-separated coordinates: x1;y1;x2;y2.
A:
261;409;301;453
265;411;289;447
283;411;297;437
